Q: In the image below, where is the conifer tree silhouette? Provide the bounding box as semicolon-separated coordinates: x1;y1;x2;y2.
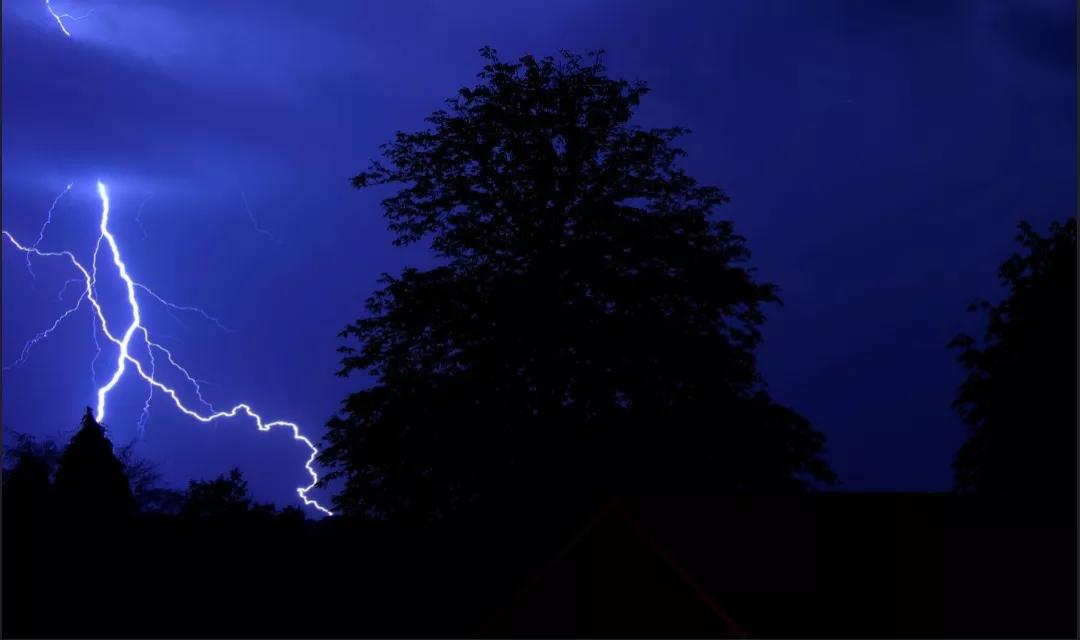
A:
53;408;135;520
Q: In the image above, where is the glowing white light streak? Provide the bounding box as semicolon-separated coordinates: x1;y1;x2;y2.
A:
92;181;144;422
141;327;216;413
137;343;156;435
3;182;333;516
135;283;233;332
44;0;92;38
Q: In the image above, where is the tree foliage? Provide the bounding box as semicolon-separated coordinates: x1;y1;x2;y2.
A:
322;48;835;520
181;468;256;518
2;433;60;516
949;218;1077;499
117;443;184;515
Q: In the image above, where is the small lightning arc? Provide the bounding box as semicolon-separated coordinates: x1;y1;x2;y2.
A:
25;182;73;279
137;342;157;436
44;0;92;38
89;308;102;384
239;190;280;243
141;327;216;413
3;291;87;370
135;191;155;240
135;283;233;332
57;277;84;301
3;182;333;516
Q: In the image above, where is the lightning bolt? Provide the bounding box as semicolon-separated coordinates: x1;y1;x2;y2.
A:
44;0;92;38
3;182;333;516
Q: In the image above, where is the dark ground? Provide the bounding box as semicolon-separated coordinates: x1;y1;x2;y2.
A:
4;492;1076;638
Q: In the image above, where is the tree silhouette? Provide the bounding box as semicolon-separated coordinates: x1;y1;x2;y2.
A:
2;433;59;517
322;48;835;521
53;408;135;519
117;443;185;515
181;467;255;518
949;219;1076;500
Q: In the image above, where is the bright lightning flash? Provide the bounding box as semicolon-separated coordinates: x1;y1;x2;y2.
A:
3;182;333;516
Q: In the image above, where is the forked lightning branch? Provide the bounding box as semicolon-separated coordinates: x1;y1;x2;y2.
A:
3;182;334;516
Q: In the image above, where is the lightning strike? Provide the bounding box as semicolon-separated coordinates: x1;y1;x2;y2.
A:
3;182;333;516
44;0;92;38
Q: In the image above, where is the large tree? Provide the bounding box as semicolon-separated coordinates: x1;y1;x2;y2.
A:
322;48;835;520
949;218;1076;500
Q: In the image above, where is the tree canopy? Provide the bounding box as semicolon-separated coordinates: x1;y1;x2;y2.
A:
321;48;835;521
949;218;1077;500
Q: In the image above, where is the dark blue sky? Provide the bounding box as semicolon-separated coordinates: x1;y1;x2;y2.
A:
2;0;1074;511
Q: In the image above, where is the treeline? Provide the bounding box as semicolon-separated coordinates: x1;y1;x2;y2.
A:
3;413;1074;637
3;410;317;636
3;409;304;522
1;409;639;637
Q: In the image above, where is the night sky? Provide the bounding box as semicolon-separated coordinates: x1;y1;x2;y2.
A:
2;0;1074;511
